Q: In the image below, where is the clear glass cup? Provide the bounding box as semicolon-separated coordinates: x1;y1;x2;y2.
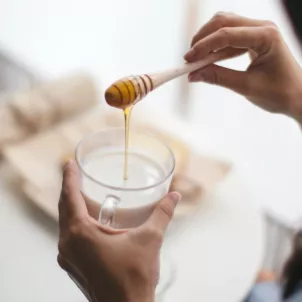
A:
75;128;176;297
76;128;175;228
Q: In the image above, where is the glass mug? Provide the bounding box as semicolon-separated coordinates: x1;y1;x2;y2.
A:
76;128;175;228
75;128;176;297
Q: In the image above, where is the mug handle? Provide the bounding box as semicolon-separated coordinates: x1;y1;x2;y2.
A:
99;195;121;226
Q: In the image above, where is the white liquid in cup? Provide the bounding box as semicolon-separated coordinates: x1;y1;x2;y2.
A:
81;150;171;228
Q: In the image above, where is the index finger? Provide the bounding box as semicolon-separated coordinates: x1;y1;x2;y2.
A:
186;26;275;62
191;12;274;47
59;160;88;224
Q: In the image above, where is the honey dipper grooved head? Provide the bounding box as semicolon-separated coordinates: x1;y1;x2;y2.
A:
105;75;154;109
105;85;123;108
105;78;138;109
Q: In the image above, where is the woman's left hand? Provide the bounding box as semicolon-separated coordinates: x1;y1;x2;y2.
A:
57;160;180;302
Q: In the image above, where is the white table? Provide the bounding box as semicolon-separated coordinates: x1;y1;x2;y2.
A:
164;169;264;302
0;156;264;302
0;164;83;302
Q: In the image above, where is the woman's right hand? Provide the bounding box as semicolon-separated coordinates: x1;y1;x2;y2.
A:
185;13;302;121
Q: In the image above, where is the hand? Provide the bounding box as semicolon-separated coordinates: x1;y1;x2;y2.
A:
184;12;302;121
57;160;181;302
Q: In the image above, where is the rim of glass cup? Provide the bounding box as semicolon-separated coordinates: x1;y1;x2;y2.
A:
75;127;176;192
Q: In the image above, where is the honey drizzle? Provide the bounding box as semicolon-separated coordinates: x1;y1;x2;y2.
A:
123;106;133;180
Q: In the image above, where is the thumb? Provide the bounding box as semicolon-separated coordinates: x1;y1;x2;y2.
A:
144;192;181;235
59;160;88;222
189;64;249;96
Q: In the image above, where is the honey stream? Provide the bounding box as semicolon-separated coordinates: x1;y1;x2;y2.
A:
123;106;133;181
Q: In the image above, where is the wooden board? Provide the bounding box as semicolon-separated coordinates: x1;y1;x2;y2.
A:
0;73;98;153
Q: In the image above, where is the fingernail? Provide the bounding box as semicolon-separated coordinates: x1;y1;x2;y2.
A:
184;48;196;61
168;191;181;205
64;159;74;169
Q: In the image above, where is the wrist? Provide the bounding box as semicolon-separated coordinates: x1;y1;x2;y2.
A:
121;278;155;302
125;290;155;302
128;297;154;302
91;280;155;302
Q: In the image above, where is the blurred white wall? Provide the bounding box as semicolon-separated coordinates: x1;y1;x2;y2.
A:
0;0;187;113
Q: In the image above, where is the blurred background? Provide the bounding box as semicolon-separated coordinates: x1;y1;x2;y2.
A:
1;0;302;301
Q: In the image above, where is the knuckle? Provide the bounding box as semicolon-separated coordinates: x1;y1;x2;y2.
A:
68;218;89;239
264;25;280;40
218;27;230;37
213;12;229;27
57;254;64;269
159;199;174;220
217;27;231;45
146;226;162;242
69;223;82;237
214;11;229;21
263;20;277;28
58;238;67;256
57;254;70;272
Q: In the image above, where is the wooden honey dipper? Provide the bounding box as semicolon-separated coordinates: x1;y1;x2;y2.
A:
105;51;228;109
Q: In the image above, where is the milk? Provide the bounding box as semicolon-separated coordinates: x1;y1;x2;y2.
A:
81;149;171;228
